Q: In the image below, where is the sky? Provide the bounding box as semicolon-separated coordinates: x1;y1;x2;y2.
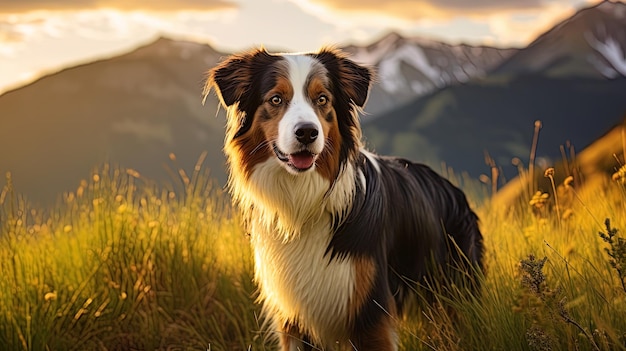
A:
0;0;601;94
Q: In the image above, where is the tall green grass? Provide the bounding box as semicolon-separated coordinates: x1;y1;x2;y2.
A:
1;160;625;350
398;171;626;351
0;162;265;350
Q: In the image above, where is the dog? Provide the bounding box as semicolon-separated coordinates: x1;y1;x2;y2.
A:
204;47;484;351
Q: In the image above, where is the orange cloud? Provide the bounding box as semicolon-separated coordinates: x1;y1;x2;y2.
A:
301;0;567;20
488;3;579;44
0;0;237;13
0;27;23;42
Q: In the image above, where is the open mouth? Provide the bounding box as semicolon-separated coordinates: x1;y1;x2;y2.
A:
273;144;317;172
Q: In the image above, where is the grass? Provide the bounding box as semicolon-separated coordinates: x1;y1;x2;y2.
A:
1;158;625;350
398;173;626;351
0;162;265;350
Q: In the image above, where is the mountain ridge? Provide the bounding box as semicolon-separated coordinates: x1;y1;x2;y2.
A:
0;37;229;205
344;31;517;115
491;0;626;79
1;1;625;204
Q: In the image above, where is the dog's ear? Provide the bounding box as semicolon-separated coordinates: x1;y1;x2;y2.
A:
204;48;274;108
313;48;372;108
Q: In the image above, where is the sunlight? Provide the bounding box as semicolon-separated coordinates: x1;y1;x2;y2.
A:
18;70;37;81
71;10;146;40
0;42;17;57
288;0;418;29
484;4;578;47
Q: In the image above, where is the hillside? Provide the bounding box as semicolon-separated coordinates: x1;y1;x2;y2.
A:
0;38;229;205
363;75;626;181
491;118;626;206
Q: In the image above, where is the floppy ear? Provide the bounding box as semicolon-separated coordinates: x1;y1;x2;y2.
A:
203;48;274;108
313;48;372;108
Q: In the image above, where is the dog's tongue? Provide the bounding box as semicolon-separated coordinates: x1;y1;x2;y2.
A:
289;152;315;170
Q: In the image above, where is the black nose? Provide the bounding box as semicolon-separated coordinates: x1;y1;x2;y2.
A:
295;123;319;145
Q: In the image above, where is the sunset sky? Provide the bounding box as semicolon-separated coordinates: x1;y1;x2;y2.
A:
0;0;601;94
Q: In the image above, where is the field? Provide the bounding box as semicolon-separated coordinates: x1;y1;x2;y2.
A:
1;157;625;350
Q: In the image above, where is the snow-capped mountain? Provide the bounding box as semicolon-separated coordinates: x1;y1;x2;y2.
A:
364;0;626;183
492;0;626;79
1;1;625;204
342;32;517;115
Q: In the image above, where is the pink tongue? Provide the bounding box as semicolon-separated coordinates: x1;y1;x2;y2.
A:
289;152;315;169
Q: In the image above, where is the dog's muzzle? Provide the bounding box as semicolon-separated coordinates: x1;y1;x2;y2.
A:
273;144;317;172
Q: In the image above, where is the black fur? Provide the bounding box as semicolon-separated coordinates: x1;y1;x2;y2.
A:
329;153;484;315
208;49;283;139
317;51;484;342
310;49;371;170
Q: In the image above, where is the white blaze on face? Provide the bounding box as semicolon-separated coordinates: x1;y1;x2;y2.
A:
277;54;325;157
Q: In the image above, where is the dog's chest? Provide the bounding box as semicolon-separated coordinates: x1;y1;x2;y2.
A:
251;218;355;341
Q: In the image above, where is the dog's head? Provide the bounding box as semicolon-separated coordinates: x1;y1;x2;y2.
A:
205;48;371;183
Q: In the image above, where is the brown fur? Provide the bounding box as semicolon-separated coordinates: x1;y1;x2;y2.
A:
349;256;377;322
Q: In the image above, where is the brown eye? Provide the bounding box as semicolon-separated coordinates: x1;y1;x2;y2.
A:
317;95;328;106
269;95;282;106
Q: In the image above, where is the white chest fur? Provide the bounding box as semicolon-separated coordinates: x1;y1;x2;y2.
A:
236;159;359;344
251;218;355;343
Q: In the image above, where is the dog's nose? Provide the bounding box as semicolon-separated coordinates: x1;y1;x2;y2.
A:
295;123;319;145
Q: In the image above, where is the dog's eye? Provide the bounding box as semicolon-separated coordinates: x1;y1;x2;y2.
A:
317;95;328;106
269;95;282;106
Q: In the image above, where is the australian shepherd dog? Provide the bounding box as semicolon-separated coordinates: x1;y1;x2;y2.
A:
204;47;484;351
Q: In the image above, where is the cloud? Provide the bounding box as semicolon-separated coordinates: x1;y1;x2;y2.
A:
287;0;588;48
298;0;573;20
0;25;24;43
0;0;237;13
484;3;578;46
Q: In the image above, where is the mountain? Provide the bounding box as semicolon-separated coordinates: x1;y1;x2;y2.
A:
343;32;517;115
0;35;518;205
2;1;625;205
363;0;626;185
0;38;229;205
363;75;626;181
492;0;626;79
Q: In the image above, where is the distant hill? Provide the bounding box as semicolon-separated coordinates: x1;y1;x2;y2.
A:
363;75;626;181
0;38;229;205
